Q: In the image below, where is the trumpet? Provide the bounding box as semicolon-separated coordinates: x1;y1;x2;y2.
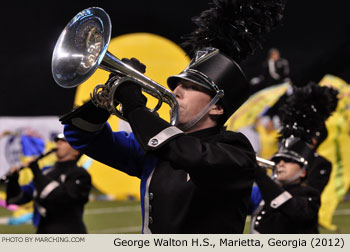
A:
51;7;179;125
256;156;275;169
0;148;57;183
256;156;277;179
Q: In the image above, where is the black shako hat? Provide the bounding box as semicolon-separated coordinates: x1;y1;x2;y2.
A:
271;136;314;168
271;83;338;169
167;47;249;124
167;0;286;125
278;82;339;145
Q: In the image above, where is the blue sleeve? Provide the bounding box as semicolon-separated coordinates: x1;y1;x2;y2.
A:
64;123;145;178
249;185;262;214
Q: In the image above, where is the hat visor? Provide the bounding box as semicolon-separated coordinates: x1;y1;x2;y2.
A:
167;72;215;93
54;133;66;142
271;153;304;165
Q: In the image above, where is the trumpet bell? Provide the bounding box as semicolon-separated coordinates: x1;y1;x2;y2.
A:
51;7;111;88
52;7;179;125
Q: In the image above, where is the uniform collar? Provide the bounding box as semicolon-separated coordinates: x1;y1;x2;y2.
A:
282;182;301;191
55;160;77;169
187;125;222;139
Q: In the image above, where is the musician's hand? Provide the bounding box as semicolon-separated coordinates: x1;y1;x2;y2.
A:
121;57;146;74
114;81;147;117
9;165;20;174
59;100;111;131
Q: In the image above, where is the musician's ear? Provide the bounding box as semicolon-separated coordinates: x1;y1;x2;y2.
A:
73;149;80;156
208;104;224;116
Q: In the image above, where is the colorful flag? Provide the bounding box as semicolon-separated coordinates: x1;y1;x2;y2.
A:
20;133;45;157
226;82;290;158
317;75;350;230
226;82;290;131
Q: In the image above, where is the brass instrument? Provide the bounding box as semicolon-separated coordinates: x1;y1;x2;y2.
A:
256;156;277;179
0;148;57;183
51;7;179;125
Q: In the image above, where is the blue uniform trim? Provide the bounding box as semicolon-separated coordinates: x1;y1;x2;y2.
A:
249;185;262;214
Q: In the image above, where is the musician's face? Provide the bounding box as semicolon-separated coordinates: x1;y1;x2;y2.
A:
55;140;79;162
270;50;280;60
275;159;305;184
172;80;223;132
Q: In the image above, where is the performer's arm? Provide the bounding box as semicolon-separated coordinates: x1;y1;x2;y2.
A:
255;165;320;222
6;169;34;205
64;123;146;178
33;168;91;210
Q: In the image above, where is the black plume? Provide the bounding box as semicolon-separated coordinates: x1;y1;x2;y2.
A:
279;82;339;143
181;0;286;62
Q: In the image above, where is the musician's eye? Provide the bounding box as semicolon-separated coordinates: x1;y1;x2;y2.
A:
183;83;199;91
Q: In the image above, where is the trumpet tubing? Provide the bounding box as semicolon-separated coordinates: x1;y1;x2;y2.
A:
256;156;275;169
51;7;179;125
256;156;277;179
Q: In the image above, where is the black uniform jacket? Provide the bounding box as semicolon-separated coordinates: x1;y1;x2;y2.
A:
7;161;91;234
148;126;256;233
65;122;256;233
64;102;256;233
252;168;320;234
307;154;332;194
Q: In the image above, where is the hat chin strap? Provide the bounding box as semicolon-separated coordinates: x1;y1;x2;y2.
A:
180;91;224;132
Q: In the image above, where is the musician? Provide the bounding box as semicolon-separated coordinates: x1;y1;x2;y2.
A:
6;133;91;234
278;83;338;195
250;82;338;233
251;136;320;233
64;52;257;234
61;0;285;233
263;48;290;86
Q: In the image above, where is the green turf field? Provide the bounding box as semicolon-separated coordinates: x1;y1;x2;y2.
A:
1;197;349;234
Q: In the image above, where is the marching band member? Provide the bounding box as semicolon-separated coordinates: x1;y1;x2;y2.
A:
6;134;91;234
251;82;338;233
252;136;320;233
61;0;285;233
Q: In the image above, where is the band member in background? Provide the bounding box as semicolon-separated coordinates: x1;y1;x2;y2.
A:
249;48;290;94
6;134;91;234
250;82;339;233
60;0;286;233
263;48;290;86
252;136;320;233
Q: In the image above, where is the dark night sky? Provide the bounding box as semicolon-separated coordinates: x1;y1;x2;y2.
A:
1;0;349;116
